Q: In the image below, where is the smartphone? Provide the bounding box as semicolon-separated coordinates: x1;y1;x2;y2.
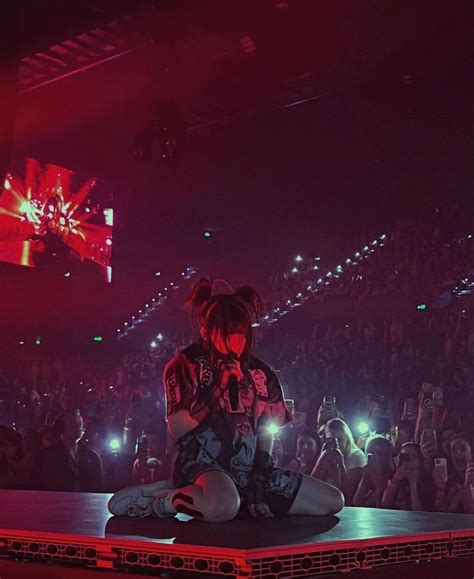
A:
433;386;444;407
368;453;384;474
404;398;417;418
323;437;338;452
421;429;437;448
423;391;434;409
323;396;336;413
284;398;295;415
434;458;448;482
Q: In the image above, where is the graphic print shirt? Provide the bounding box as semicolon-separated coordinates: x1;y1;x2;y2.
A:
164;341;292;436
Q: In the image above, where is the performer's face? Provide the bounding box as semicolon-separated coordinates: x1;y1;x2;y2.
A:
210;330;246;358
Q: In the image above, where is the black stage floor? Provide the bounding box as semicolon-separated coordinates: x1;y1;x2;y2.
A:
0;490;473;578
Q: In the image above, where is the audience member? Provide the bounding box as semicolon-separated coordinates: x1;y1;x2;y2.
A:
312;418;366;504
353;436;395;507
287;430;321;475
35;409;103;492
382;442;434;511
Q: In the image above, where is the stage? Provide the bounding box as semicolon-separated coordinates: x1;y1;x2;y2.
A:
0;490;472;578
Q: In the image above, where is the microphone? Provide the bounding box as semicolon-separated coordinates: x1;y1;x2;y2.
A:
228;374;239;411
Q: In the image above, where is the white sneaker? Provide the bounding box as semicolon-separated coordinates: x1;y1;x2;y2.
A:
108;480;174;518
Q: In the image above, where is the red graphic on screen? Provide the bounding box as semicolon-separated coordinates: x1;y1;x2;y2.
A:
0;158;113;280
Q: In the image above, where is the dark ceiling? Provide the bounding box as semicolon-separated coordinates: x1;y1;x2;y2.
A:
1;0;471;350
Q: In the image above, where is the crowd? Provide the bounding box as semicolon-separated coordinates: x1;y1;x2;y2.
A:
263;309;473;428
273;385;473;514
1;304;472;514
0;209;473;516
267;202;473;308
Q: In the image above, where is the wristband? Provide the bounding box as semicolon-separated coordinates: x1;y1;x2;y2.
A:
253;450;274;479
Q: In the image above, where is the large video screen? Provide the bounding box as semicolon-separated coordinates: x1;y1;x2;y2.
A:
0;158;113;281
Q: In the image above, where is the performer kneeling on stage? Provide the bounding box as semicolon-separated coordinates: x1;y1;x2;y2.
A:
109;279;344;522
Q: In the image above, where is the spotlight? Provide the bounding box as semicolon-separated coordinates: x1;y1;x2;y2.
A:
108;438;121;452
267;423;280;436
357;421;370;435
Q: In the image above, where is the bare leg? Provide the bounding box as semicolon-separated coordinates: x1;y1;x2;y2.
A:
288;474;344;516
170;470;241;523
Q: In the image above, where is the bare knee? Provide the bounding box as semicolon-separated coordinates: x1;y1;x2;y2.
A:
194;471;241;523
289;475;345;516
304;485;344;516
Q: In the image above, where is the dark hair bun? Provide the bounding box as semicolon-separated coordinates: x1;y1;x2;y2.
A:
184;278;213;316
234;286;263;321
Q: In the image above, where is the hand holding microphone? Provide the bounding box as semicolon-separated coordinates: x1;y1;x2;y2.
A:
219;361;243;411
